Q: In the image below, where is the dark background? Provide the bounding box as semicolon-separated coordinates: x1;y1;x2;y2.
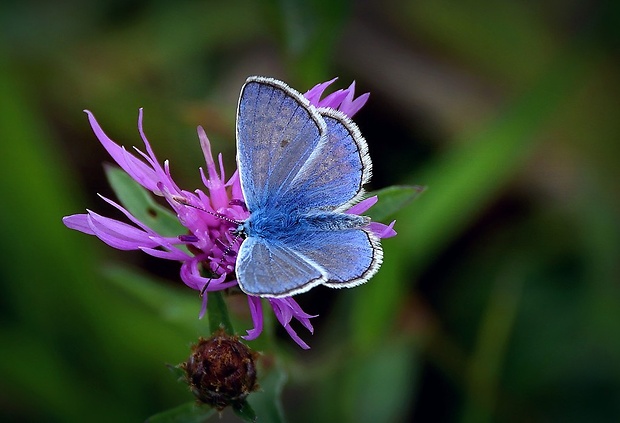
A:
1;0;619;422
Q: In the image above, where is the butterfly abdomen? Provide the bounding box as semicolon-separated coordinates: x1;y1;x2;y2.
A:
244;209;368;241
299;212;370;231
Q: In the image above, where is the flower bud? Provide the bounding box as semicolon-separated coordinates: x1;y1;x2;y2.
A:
181;330;259;410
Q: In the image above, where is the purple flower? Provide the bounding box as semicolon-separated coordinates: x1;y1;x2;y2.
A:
63;78;395;349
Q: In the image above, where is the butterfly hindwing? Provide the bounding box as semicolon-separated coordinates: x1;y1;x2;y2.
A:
284;224;382;288
286;108;371;212
236;236;328;297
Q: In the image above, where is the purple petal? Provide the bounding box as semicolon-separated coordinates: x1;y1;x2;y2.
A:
369;220;397;238
317;89;348;110
242;296;264;341
136;110;184;195
139;246;190;261
180;259;203;291
97;194;157;233
199;293;208;319
304;79;370;117
346;196;377;215
227;170;245;205
281;323;311;350
179;258;234;292
338;82;369;117
197;126;226;202
268;298;315;349
87;211;161;250
304;78;338;106
84;110;161;193
62;214;95;235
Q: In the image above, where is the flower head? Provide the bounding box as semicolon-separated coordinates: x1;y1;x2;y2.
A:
63;78;395;349
181;330;259;410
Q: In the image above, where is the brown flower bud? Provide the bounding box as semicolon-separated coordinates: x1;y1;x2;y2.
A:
181;330;259;410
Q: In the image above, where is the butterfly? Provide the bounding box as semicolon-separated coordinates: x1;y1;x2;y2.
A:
233;76;383;297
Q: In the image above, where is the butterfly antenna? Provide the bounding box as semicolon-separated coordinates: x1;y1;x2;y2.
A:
171;195;241;225
199;279;212;297
170;196;247;298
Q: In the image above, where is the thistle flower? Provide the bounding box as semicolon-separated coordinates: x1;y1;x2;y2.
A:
63;78;396;349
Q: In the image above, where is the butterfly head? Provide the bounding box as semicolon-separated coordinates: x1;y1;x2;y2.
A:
231;222;247;239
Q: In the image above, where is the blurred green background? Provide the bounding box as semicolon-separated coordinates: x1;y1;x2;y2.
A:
1;0;619;422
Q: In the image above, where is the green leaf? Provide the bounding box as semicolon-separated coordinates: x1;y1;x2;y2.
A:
232;400;257;423
145;401;215;423
105;166;185;236
103;265;201;326
166;363;187;383
207;291;234;335
247;362;288;423
365;185;426;221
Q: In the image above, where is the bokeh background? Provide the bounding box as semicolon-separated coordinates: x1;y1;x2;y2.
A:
1;0;619;422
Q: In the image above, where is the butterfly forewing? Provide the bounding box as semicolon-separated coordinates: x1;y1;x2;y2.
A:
236;77;326;212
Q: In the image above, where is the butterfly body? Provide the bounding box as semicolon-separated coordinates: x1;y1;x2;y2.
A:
234;76;383;298
242;209;369;240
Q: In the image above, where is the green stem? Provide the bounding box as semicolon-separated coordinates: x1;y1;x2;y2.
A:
207;291;234;335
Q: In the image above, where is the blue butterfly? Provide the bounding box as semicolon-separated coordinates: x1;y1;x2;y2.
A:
234;76;382;297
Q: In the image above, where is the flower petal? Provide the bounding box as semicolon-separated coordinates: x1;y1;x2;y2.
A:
369;220;397;238
242;296;264;341
338;82;369;117
268;298;316;349
84;110;161;192
139;246;190;261
317;89;348;110
62;214;95;235
179;258;235;292
87;211;161;250
346;196;378;215
304;78;338;106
